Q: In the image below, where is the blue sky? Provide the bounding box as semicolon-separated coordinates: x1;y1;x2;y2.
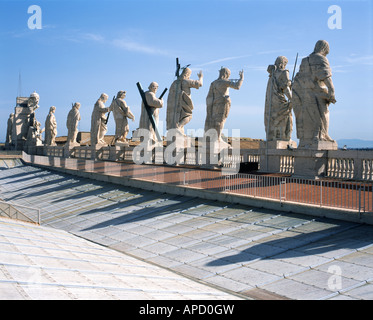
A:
1;0;372;144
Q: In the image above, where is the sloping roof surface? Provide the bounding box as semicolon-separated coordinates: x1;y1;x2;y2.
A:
1;165;373;300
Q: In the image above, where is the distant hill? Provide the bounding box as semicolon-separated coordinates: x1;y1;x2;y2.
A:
337;139;373;149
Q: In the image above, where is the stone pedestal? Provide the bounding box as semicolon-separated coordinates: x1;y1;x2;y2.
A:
12;106;33;150
259;140;296;173
131;129;141;142
298;139;338;150
63;144;77;158
293;149;329;179
164;130;192;165
260;140;297;150
115;141;129;147
108;145;126;161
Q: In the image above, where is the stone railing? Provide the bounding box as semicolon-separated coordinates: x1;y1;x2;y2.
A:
280;155;295;174
327;150;373;181
22;144;373;181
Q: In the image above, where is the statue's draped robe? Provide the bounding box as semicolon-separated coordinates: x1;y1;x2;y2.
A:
292;53;333;143
204;78;241;141
45;112;57;146
264;67;292;141
111;98;133;142
139;91;163;140
66;107;81;144
91;100;110;145
166;78;202;133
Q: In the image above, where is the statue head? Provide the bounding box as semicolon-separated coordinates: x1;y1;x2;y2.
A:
49;106;56;113
219;67;231;80
148;82;159;93
99;93;109;103
30;91;39;101
180;67;192;79
73;102;81;109
313;40;330;56
117;90;126;99
28;91;40;108
274;56;288;70
9;113;14;118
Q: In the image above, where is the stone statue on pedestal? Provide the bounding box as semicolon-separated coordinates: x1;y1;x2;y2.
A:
292;40;337;149
66;102;81;147
138;82;164;141
90;93;112;147
26;121;44;147
12;92;42;149
110;91;135;145
45;106;57;146
27;91;40;128
5;113;14;147
204;67;243;147
166;67;203;135
264;56;293;143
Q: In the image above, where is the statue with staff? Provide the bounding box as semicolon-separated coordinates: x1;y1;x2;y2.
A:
264;55;293;142
166;58;203;135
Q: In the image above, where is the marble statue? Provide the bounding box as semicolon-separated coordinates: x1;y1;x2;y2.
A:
204;67;244;146
27;91;40;127
166;67;203;134
66;102;81;147
44;106;57;146
292;40;337;149
139;82;164;141
26;120;44;147
90;93;112;146
6;113;14;146
111;90;135;145
264;56;293;142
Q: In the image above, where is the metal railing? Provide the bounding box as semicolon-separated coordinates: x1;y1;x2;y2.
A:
22;152;373;214
0;200;40;224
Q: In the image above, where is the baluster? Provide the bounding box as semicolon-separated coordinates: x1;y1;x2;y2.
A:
331;158;336;178
342;159;346;179
362;159;368;180
327;158;332;177
336;159;341;178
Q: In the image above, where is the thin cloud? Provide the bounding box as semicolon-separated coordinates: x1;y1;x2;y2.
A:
197;54;252;67
80;33;105;42
64;32;170;56
345;54;373;66
197;50;290;68
111;38;170;56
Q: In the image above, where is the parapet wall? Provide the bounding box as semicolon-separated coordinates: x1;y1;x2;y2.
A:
22;144;373;182
20;151;373;225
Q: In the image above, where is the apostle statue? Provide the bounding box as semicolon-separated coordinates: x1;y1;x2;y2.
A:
27;91;40;127
66;102;81;147
5;113;14;147
204;67;243;146
166;67;203;135
90;93;112;146
292;40;337;148
26;120;44;147
138;82;164;141
44;106;57;146
110;90;135;145
264;56;293;142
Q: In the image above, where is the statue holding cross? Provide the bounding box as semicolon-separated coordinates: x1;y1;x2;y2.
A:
137;82;167;142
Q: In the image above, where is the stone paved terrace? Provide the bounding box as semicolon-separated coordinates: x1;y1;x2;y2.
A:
1;164;373;300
